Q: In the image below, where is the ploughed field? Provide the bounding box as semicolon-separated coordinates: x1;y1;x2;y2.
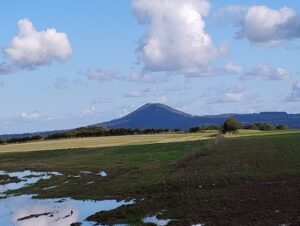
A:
0;130;300;225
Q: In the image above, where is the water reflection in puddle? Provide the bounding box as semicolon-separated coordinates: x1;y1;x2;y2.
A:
0;170;134;225
0;170;62;194
143;215;171;226
43;185;58;191
98;171;108;177
0;195;134;226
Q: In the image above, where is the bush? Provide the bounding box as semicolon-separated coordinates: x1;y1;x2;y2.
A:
189;125;221;133
243;122;289;131
222;118;242;134
243;124;259;130
189;126;200;133
174;128;181;133
254;122;276;131
276;124;288;130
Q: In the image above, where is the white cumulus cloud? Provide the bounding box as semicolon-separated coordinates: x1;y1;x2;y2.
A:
92;97;112;104
21;111;40;119
246;65;290;80
0;62;17;75
216;5;300;46
206;84;250;104
224;61;245;74
127;72;168;83
84;69;118;81
82;106;96;115
224;62;290;80
83;68;168;84
224;91;245;103
5;18;72;67
124;90;144;98
288;80;300;101
156;95;168;104
132;0;227;75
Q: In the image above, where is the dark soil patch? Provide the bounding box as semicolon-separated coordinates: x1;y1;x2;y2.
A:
183;179;300;226
0;175;21;185
17;212;53;221
86;179;300;226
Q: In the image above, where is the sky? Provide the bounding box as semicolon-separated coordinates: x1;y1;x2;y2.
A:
1;0;300;134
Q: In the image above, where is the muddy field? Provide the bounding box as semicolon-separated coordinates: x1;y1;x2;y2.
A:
0;131;299;225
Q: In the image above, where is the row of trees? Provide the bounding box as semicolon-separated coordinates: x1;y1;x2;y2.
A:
189;119;289;134
221;118;288;134
0;119;289;145
189;125;221;133
243;122;288;131
0;135;43;145
0;127;180;144
45;127;178;140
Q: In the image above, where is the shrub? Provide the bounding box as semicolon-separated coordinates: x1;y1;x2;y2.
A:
254;122;276;131
222;118;242;134
189;125;221;133
276;124;288;130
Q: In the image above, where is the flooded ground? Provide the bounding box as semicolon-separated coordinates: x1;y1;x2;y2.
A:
0;170;133;226
97;170;108;177
0;170;62;194
0;195;133;226
1;134;299;225
142;215;171;226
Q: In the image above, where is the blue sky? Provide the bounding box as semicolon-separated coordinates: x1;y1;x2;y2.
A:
1;0;300;134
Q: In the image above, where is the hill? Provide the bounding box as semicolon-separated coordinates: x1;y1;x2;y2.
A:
2;103;300;138
99;103;196;130
100;103;300;130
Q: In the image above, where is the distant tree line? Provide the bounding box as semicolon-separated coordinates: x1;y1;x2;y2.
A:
0;120;289;145
0;127;177;145
243;122;288;131
44;127;174;140
189;125;221;133
189;119;289;133
0;135;43;145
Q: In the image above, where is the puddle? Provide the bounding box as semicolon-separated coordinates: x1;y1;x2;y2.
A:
98;171;108;177
80;171;92;174
0;170;134;225
0;170;138;225
0;170;62;194
43;185;58;191
86;181;94;185
67;170;108;178
0;195;134;226
143;215;171;226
